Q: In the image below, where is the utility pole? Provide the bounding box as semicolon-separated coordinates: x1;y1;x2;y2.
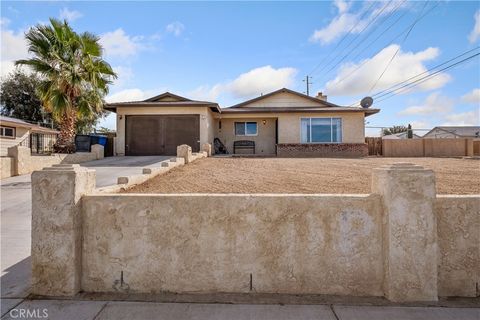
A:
303;76;312;96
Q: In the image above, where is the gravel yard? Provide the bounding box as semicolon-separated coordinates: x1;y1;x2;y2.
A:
124;157;480;194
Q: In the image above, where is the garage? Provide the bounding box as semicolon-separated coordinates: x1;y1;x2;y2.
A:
125;115;200;156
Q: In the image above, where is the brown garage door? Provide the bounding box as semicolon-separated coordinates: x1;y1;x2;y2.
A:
125;115;200;156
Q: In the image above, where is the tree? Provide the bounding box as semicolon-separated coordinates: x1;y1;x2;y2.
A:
383;125;408;136
407;124;413;139
0;70;54;126
16;18;116;153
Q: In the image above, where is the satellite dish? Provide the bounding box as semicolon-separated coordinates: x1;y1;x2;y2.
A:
360;96;373;108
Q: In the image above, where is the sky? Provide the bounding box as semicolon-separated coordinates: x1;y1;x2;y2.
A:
1;0;479;136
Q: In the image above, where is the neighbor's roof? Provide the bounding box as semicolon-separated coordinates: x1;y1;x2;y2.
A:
222;88;379;116
105;92;221;113
0;115;59;134
424;126;480;138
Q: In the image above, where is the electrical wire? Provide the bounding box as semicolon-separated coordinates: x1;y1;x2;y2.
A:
368;1;431;93
307;1;377;76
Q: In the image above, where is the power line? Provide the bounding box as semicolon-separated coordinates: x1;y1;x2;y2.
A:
308;1;377;76
368;1;431;93
332;1;438;88
311;0;394;78
373;52;480;104
371;46;480;99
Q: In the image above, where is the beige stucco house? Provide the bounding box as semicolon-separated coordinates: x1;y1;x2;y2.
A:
106;88;379;157
0;115;59;156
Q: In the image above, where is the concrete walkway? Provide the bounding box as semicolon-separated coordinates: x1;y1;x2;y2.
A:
1;299;478;320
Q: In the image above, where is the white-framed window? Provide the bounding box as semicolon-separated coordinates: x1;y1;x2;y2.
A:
0;126;15;138
235;121;258;136
301;117;342;143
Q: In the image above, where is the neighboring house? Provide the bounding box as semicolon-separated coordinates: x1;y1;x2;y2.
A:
423;126;480;139
105;88;379;157
382;132;421;139
0;115;59;156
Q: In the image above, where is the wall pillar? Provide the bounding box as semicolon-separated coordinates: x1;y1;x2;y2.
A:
177;144;193;164
201;143;212;157
31;164;96;296
7;145;30;176
372;163;438;302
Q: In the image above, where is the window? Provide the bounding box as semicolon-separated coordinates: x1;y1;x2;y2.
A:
0;126;15;138
235;122;257;136
301;118;342;143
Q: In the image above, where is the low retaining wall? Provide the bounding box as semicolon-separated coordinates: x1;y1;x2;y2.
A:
3;145;104;178
276;143;368;157
30;163;480;302
382;138;474;157
1;157;14;179
82;194;384;296
436;195;480;297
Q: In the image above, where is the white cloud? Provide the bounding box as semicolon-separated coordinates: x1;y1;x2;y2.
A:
111;66;133;87
106;89;149;103
468;10;480;43
325;45;451;96
310;1;404;45
227;65;297;98
166;22;185;37
398;92;453;116
0;22;29;77
461;88;480;105
100;29;144;58
189;65;298;101
59;8;83;22
188;84;223;102
442;110;480;126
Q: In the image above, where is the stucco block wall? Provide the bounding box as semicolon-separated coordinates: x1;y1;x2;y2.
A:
215;118;277;155
82;194;384;296
4;145;103;177
1;157;14;179
115;106;216;155
436;195;480;297
31;162;479;301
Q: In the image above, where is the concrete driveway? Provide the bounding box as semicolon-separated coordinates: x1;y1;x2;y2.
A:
0;156;170;299
80;156;171;187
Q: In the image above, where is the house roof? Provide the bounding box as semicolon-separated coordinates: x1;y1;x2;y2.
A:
105;92;221;112
105;89;380;116
220;106;380;116
0;115;59;134
424;126;480;138
222;88;379;116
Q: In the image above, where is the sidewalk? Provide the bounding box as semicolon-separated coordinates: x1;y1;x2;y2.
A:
1;298;479;320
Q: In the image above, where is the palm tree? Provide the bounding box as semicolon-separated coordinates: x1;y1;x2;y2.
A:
16;18;116;153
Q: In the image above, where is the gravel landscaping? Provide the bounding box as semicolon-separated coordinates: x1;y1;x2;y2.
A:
123;157;480;194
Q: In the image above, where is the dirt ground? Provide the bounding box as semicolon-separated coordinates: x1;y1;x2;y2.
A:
124;157;480;195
